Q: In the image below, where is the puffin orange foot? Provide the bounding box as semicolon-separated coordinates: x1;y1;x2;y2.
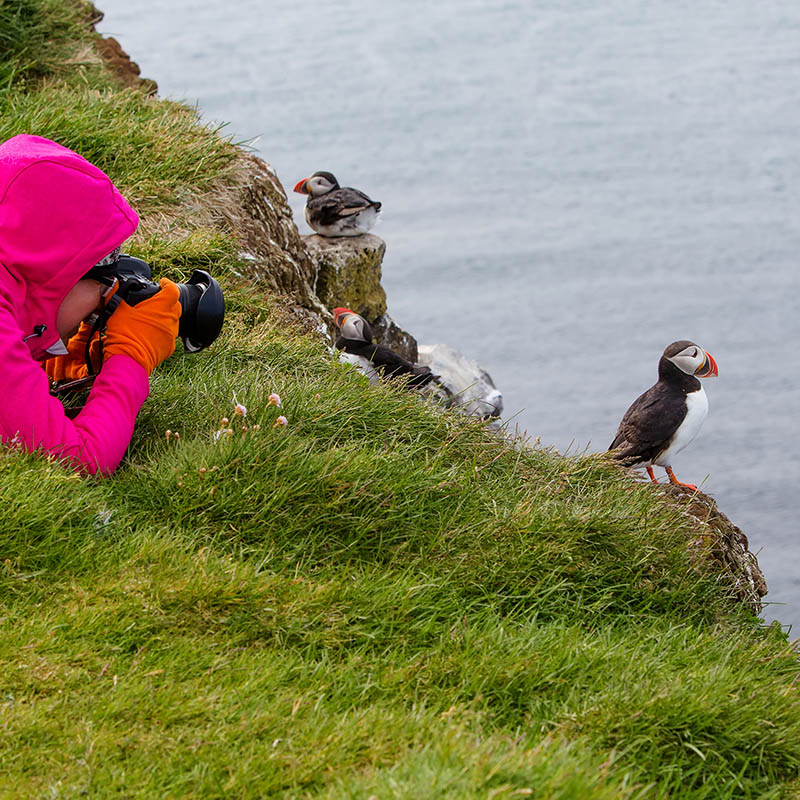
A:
665;466;696;491
646;466;658;484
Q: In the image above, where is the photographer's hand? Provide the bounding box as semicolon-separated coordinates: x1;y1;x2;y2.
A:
43;321;100;381
103;278;181;375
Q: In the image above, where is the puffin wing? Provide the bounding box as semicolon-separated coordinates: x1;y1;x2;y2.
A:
340;186;380;211
370;346;436;388
309;188;380;226
335;336;370;354
609;384;686;463
336;338;437;389
368;344;417;376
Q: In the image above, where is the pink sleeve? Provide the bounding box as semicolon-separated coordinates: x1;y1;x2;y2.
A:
68;354;150;474
0;314;149;475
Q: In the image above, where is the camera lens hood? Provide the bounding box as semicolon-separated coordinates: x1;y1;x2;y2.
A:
177;269;225;352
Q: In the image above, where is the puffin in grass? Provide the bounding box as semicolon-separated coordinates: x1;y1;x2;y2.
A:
609;340;719;490
293;171;381;237
333;307;436;388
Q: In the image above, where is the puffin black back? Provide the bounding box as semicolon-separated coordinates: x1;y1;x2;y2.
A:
332;307;436;388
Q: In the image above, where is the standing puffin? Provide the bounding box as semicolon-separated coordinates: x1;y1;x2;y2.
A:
608;340;719;490
333;307;436;388
293;171;381;237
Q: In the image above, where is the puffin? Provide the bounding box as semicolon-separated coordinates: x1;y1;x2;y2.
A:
332;307;436;388
293;171;381;237
608;340;719;490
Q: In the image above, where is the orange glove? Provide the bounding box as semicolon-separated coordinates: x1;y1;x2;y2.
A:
102;278;181;375
43;321;102;382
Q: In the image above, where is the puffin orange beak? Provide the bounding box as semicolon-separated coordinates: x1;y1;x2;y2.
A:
293;178;310;194
696;350;718;378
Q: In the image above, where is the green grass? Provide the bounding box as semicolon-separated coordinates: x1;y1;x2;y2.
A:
0;86;238;211
1;2;800;797
0;0;97;93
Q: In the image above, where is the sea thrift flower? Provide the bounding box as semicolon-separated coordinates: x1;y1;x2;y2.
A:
234;403;247;417
273;415;288;428
268;393;282;407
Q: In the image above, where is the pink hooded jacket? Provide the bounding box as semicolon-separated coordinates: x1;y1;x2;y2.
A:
0;134;150;475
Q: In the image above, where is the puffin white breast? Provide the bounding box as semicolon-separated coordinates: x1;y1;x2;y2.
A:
653;387;708;467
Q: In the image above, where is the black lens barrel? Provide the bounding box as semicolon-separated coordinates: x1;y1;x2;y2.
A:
177;270;225;352
113;257;225;352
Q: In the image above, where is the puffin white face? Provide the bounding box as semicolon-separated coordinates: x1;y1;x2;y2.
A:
305;174;338;197
667;344;718;377
293;172;340;197
340;313;367;341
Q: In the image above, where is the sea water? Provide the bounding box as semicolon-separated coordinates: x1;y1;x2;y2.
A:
97;0;800;629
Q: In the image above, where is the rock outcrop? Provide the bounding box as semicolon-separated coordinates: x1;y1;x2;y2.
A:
228;157;319;308
89;6;157;95
303;234;387;322
94;35;157;95
371;313;419;363
417;343;504;421
300;234;421;361
663;485;767;614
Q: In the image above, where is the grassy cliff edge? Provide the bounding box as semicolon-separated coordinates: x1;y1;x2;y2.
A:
0;2;798;797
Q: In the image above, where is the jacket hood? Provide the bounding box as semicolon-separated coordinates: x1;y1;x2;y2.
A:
0;134;138;358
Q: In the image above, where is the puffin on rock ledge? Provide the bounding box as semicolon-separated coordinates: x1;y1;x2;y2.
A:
333;307;436;389
293;171;381;237
608;340;719;490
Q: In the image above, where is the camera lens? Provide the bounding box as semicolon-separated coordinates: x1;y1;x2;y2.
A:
114;257;225;352
177;270;225;352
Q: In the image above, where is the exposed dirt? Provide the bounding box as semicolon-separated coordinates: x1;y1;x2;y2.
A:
89;6;157;95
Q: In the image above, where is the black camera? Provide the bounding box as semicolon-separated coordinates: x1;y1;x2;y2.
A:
112;255;225;352
52;255;225;402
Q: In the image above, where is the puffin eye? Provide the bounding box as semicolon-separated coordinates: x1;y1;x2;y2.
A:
691;348;697;357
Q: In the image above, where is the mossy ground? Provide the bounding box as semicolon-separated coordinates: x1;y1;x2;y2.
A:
1;2;799;797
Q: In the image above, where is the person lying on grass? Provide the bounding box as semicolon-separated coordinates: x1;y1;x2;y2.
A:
0;134;180;475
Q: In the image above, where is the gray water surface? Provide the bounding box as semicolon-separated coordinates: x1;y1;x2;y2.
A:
97;1;800;629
